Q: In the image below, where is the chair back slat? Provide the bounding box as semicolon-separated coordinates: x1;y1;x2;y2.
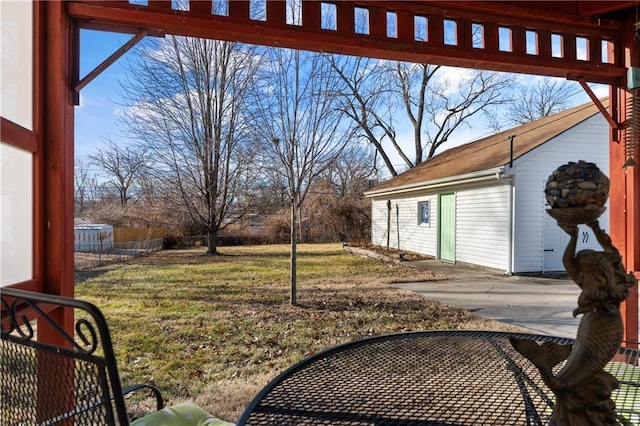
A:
1;288;129;425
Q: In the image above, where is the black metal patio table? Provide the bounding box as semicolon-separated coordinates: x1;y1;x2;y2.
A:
238;330;639;425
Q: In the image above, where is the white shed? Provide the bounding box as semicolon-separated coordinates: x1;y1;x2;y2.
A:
74;224;114;253
365;100;610;274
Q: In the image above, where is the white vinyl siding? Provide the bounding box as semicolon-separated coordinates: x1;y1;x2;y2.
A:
455;182;511;271
368;110;608;274
371;181;511;270
511;113;609;273
370;194;438;256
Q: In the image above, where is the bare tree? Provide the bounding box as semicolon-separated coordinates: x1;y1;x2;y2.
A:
330;57;514;175
74;158;100;216
88;139;150;207
483;77;584;133
508;78;582;126
328;56;401;175
303;178;372;245
322;143;378;197
249;48;355;305
119;36;261;254
314;144;377;242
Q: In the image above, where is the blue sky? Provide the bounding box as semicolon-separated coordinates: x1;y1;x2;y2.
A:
75;29;138;161
75;29;608;173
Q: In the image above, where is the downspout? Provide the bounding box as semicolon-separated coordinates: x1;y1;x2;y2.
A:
507;178;515;276
506;136;514;275
386;200;391;251
496;168;514;275
509;135;515;168
396;204;401;255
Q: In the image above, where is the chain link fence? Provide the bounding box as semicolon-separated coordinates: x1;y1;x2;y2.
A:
74;238;163;271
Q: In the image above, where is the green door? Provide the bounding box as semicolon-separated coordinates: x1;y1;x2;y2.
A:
438;193;455;262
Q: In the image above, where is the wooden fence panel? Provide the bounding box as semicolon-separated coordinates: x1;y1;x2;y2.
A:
113;227;164;243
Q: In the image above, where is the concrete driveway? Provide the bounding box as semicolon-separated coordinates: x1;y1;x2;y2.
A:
394;260;582;338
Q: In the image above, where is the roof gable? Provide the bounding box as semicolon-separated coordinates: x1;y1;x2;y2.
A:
370;99;605;193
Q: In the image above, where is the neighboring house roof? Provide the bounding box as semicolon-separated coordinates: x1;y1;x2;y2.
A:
368;99;606;194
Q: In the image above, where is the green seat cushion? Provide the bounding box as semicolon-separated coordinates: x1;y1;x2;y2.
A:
131;401;233;426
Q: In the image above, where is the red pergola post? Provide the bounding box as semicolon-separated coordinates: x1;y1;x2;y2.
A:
609;13;639;346
37;1;76;422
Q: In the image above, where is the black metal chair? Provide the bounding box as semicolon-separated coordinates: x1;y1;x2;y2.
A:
1;287;164;425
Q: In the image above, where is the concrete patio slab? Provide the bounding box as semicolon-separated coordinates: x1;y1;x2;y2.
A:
394;259;581;338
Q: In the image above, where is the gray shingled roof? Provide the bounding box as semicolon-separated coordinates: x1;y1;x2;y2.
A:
368;99;605;194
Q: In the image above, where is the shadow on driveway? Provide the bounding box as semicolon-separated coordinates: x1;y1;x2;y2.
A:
396;259;581;338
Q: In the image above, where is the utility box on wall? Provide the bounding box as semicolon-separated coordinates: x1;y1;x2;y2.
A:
74;224;114;253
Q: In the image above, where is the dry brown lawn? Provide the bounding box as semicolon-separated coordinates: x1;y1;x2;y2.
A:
75;243;524;422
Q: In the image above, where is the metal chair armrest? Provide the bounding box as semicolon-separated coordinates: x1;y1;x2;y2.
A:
123;383;165;411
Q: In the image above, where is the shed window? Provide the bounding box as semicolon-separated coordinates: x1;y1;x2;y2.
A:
418;201;430;224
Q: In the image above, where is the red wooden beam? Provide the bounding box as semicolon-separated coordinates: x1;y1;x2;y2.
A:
66;1;627;83
621;13;640;346
336;1;354;34
190;1;211;15
483;22;499;52
302;1;321;30
43;2;75;299
74;29;147;96
427;14;444;47
562;32;577;63
369;5;387;39
587;35;601;64
148;0;172;10
229;1;249;19
610;89;640;346
33;0;45;294
396;9;413;42
456;18;472;50
39;4;76;422
536;29;551;58
511;26;526;56
609;12;640;346
577;79;620;129
267;0;286;25
576;1;638;16
0;118;38;153
385;1;623;33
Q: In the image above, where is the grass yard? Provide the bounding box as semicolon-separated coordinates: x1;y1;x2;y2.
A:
75;243;523;422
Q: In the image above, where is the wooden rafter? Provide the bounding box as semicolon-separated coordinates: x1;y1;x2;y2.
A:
74;30;148;94
578;78;620;130
66;0;627;84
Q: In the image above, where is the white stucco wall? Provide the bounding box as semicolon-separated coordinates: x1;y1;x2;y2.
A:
1;144;33;285
1;1;33;130
511;113;609;273
1;1;34;286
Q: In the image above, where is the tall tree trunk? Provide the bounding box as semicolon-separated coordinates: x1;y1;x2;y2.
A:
207;228;218;255
298;205;304;243
290;201;297;305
